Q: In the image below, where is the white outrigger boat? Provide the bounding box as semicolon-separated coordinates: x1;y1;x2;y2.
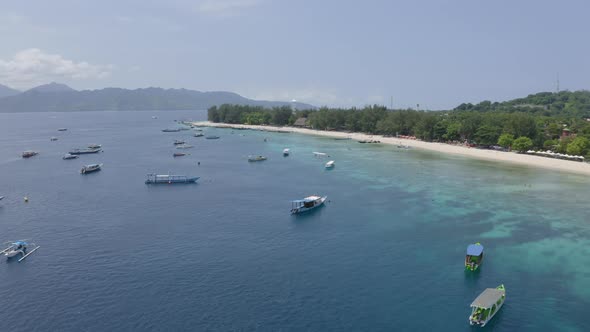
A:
80;163;103;174
469;284;506;327
248;155;267;162
325;160;335;169
290;195;327;214
2;240;40;262
313;152;329;158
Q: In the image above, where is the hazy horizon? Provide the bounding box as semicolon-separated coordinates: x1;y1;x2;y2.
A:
1;0;588;109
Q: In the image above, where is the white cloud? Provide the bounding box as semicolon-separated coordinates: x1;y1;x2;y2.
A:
0;49;113;89
195;0;262;17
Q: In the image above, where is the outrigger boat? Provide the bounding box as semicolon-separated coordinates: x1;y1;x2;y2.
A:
145;174;199;184
206;135;220;139
162;128;181;132
2;240;40;262
80;163;102;174
173;152;187;157
313;152;329;158
62;153;79;160
57;128;68;131
194;133;204;137
173;140;186;145
69;148;101;155
176;144;193;149
290;195;327;214
283;148;290;156
248;155;267;162
358;139;381;143
22;151;39;158
465;243;484;271
325;160;335;169
88;144;102;149
469;284;506;327
50;137;58;141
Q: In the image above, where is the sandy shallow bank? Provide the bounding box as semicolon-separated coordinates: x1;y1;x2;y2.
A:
191;121;590;176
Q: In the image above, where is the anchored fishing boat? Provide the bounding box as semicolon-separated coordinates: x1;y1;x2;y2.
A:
248;155;267;162
465;243;484;271
22;151;39;158
313;152;329;158
173;152;187;157
206;135;220;139
283;148;290;156
173;140;185;145
88;144;102;149
50;137;58;141
162;128;181;132
290;195;327;214
194;133;204;137
1;240;40;262
469;285;506;327
176;144;193;149
145;174;199;184
69;148;101;155
358;139;381;143
80;163;102;174
62;153;79;160
57;128;68;131
325;160;335;169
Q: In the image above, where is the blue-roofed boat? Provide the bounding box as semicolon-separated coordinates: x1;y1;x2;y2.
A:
290;195;327;214
1;240;40;262
465;243;484;271
145;174;199;184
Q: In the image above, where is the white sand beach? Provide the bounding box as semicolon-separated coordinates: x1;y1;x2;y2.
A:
191;121;590;176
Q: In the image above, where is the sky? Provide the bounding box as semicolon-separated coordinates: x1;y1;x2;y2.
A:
0;0;588;109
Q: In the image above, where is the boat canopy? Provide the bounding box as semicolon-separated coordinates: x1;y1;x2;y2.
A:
470;288;504;309
466;243;484;256
292;196;320;203
13;241;27;246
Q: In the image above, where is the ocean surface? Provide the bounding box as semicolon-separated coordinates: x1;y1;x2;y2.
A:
1;110;589;331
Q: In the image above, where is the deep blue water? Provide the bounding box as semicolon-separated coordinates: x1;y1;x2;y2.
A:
1;111;589;331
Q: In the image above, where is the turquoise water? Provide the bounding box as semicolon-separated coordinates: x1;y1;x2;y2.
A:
0;111;589;331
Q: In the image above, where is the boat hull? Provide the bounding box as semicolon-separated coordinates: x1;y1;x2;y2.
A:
69;149;101;155
291;196;327;214
145;177;199;184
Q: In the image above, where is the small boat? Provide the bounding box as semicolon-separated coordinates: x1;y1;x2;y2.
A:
50;137;58;141
283;148;290;156
152;116;158;119
291;195;327;214
1;240;40;262
57;128;68;131
22;151;39;158
397;144;411;149
194;133;204;137
206;135;220;139
173;152;187;157
145;174;199;184
162;128;181;132
88;144;102;149
248;155;267;162
469;285;506;327
176;144;193;149
358;139;381;144
313;152;329;158
80;163;102;174
62;153;79;160
173;140;186;145
0;196;4;201
69;148;101;155
325;160;335;168
465;243;484;271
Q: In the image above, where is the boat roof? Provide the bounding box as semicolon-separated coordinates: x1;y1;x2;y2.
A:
292;196;321;203
13;240;27;245
467;243;484;256
470;288;504;309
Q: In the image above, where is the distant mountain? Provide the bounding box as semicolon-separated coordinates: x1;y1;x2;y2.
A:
26;82;76;93
0;84;20;98
0;84;315;112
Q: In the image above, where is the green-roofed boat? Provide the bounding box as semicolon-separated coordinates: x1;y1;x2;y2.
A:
469;284;506;327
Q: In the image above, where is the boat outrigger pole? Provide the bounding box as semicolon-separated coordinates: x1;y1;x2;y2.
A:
18;245;40;262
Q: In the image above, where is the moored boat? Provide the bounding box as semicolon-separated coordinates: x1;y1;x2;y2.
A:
290;195;327;214
325;160;335;168
145;174;199;184
88;144;102;149
62;153;79;160
176;144;193;149
358;139;381;144
173;140;186;145
173;152;187;157
206;135;220;139
465;243;484;271
22;151;39;158
80;163;103;174
57;128;68;131
469;285;506;327
248;155;267;162
194;133;204;137
50;137;58;141
69;148;101;155
162;128;181;132
283;148;290;156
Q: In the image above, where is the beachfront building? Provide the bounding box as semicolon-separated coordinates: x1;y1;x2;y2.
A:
293;117;309;128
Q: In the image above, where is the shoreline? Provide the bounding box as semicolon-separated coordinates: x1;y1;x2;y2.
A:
191;121;590;176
